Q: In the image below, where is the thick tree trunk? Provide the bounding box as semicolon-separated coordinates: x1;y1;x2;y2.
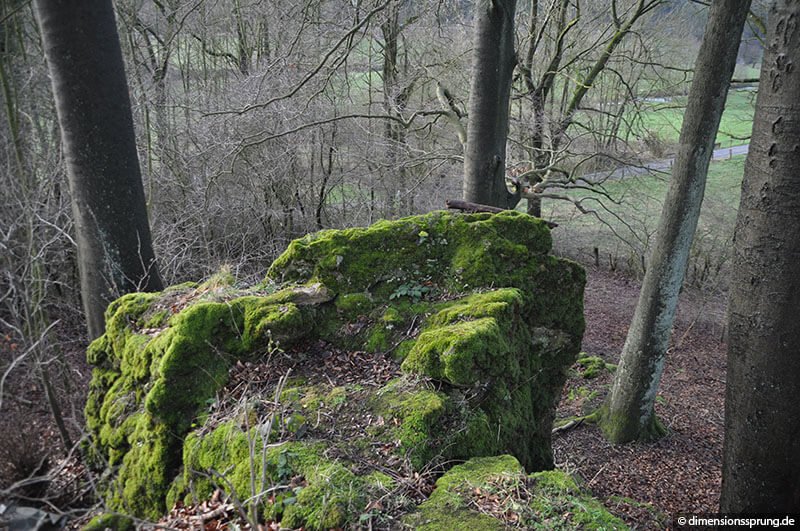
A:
721;0;800;512
463;0;518;209
35;0;163;340
599;0;751;443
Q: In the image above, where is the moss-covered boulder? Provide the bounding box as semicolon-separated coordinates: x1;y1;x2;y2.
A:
268;210;585;470
85;211;591;528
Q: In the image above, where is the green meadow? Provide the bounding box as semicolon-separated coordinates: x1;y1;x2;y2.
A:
631;88;757;147
545;154;745;283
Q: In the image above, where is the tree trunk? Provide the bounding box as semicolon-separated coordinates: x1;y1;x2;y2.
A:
720;0;800;512
462;0;518;209
35;0;163;340
381;3;408;214
598;0;751;443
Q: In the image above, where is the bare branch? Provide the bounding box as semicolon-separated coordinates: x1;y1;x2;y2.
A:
204;0;391;117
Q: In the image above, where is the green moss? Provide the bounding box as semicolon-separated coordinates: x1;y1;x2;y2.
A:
299;384;327;411
280;386;303;404
398;283;583;470
86;287;317;518
451;409;495;458
403;318;502;385
407;509;504;530
363;470;394;490
174;423;371;530
117;333;151;382
105;292;159;336
576;354;617;379
285;375;308;387
403;288;525;384
173;421;265;512
381;306;403;325
86;335;110;367
531;468;580;491
527;469;628;529
373;379;450;468
358;302;430;354
197;266;236;291
112;416;180;519
334;292;373;316
365;325;391;352
297;383;350;412
427;288;524;327
407;457;626;530
404;455;522;530
392;339;416;361
240;299;308;350
281;465;355;530
83;513;134;531
144;306;236;431
164;280;199;292
326;386;347;409
141;298;310;432
267;210;554;296
84;368;119;434
141;310;170;329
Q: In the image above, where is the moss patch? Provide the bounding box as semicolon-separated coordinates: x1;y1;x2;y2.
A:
406;456;627;530
371;378;451;468
576;354;617;379
83;513;134;531
170;422;374;531
267;210;557;298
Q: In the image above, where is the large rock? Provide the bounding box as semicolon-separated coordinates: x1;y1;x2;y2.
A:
84;211;600;528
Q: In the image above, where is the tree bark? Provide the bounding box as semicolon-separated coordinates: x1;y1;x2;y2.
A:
462;0;518;209
599;0;751;443
380;2;410;214
35;0;163;340
720;0;800;512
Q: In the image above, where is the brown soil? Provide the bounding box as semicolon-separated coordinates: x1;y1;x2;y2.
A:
0;265;729;529
554;267;727;529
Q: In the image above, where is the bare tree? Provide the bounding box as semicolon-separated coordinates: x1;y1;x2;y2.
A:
35;0;163;340
720;0;800;512
597;0;751;443
514;0;668;216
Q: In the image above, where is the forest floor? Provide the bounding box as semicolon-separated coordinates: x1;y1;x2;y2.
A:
0;264;729;529
554;266;728;529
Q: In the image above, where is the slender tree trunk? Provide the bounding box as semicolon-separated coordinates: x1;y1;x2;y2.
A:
463;0;518;209
598;0;751;443
721;0;800;512
381;3;402;214
522;0;569;218
35;0;163;340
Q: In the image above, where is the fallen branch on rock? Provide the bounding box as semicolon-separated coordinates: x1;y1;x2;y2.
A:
446;199;558;228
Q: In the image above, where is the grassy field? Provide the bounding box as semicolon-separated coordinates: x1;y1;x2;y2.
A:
631;88;757;147
546;154;745;286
